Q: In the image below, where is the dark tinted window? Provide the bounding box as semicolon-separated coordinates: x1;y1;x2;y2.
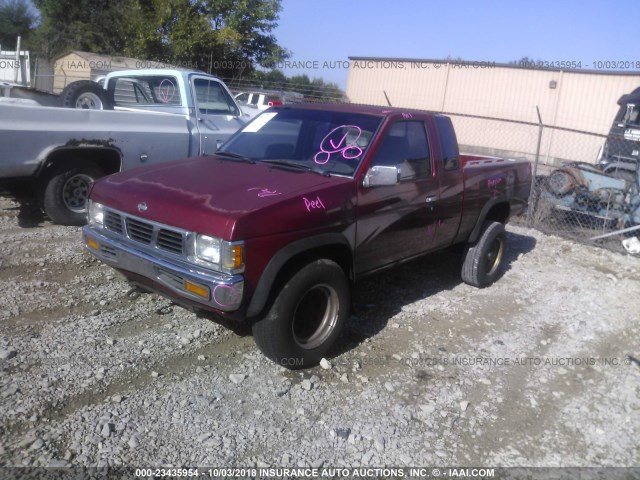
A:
435;116;460;170
372;121;431;179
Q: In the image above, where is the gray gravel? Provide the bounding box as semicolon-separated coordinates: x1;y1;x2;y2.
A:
0;193;639;467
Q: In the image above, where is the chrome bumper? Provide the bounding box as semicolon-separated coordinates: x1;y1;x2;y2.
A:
82;226;244;312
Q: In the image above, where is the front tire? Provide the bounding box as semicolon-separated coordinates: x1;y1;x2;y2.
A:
42;165;104;225
252;259;350;369
461;221;506;288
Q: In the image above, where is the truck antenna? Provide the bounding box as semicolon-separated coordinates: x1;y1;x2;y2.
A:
383;90;392;107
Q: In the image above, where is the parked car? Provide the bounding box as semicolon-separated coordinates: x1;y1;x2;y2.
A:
234;90;304;111
82;104;531;367
235;91;283;110
0;69;250;224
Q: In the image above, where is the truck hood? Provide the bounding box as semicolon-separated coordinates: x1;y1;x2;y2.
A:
91;156;355;239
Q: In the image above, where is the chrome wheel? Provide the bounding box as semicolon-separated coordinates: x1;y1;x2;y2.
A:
485;236;504;276
75;92;103;109
292;284;340;350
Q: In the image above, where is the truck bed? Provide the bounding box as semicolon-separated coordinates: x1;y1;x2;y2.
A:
0;104;193;178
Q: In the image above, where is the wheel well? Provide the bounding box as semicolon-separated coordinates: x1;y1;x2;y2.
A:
468;201;511;244
37;147;122;179
484;202;510;225
254;243;353;320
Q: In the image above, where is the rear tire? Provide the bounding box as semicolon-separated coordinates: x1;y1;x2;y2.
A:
461;221;506;288
59;80;112;110
42;165;104;225
252;259;350;369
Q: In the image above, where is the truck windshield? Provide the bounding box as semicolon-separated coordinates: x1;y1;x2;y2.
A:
217;108;382;176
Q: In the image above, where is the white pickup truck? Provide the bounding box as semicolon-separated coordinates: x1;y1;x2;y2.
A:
0;69;250;225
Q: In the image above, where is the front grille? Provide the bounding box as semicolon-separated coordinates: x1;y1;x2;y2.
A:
103;207;186;256
105;211;124;234
125;218;153;244
157;229;183;254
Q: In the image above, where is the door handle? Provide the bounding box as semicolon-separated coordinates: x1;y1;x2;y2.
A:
425;195;437;203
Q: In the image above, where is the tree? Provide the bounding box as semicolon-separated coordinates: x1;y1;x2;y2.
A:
29;0;289;78
0;0;37;50
31;0;136;57
124;0;288;77
509;56;542;67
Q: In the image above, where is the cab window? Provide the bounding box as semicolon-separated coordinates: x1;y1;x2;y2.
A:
111;75;181;106
193;78;239;116
371;120;431;179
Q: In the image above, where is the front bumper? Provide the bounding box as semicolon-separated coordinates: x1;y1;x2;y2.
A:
82;226;244;312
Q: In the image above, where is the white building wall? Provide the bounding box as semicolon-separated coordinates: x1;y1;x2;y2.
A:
346;58;640;165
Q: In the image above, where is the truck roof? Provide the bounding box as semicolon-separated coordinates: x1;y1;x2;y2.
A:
271;103;442;116
618;86;640;105
270;102;441;117
105;68;221;81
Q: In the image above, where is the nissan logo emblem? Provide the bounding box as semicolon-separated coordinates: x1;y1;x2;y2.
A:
138;202;148;212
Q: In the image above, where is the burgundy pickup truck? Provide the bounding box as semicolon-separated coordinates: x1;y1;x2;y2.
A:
82;104;531;367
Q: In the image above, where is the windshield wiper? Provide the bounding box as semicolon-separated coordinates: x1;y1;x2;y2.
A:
259;159;330;176
215;151;255;163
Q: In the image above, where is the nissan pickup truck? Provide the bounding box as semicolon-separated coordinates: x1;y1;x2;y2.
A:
0;69;249;225
82;104;531;368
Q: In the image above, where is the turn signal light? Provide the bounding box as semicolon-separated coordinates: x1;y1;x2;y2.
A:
86;237;100;251
184;280;210;299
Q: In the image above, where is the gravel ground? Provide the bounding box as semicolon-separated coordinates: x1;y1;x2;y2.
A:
0;192;639;469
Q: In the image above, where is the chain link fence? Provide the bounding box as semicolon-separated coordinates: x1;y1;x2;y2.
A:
221;76;345;103
446;110;639;254
525;134;640;255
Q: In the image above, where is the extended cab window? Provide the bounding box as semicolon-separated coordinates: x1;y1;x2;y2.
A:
434;115;461;170
112;75;182;107
372;120;431;179
193;78;239;116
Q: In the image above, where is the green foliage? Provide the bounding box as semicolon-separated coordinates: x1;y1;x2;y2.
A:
29;0;288;77
31;0;136;57
0;0;37;50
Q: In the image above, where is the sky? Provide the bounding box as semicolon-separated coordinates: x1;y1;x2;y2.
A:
273;0;638;88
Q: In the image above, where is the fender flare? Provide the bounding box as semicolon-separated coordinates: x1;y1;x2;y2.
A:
467;196;510;244
246;233;352;318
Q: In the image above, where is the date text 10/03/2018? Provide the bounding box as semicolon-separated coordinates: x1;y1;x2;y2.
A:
515;60;640;70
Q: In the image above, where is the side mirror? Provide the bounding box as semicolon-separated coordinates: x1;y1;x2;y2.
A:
363;165;400;187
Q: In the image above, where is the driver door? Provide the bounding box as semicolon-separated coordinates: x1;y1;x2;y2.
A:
355;120;441;275
191;76;247;154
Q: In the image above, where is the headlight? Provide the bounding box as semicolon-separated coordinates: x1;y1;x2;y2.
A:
88;200;104;226
194;234;244;274
196;235;220;264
